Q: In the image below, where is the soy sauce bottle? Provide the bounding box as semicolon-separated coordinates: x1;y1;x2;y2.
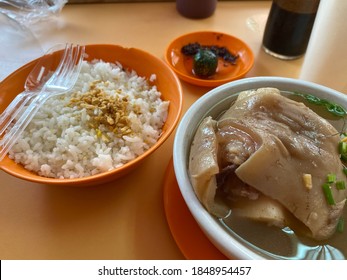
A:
262;0;320;60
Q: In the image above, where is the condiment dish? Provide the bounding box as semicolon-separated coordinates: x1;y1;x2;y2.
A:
165;31;254;87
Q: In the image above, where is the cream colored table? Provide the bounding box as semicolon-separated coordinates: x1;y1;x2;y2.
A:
0;1;304;260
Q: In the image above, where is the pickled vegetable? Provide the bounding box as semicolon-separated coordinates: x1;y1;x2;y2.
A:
193;49;218;77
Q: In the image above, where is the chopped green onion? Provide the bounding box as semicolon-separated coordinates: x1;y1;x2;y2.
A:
322;183;336;205
327;173;336;184
305;94;323;104
326;103;346;117
341;154;347;162
332;104;346;117
339;141;347;155
336;181;346;190
294;92;346;117
337;217;344;233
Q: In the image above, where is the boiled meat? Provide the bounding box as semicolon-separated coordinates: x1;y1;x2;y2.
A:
189;87;347;240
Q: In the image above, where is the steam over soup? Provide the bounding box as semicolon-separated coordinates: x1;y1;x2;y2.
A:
189;88;347;243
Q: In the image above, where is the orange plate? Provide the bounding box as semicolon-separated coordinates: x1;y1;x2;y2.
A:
163;159;228;260
165;31;254;87
0;44;182;186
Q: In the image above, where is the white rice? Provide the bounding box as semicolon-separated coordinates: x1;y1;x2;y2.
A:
8;60;169;179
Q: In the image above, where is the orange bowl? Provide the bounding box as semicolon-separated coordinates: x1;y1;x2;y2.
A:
165;31;254;87
0;44;183;186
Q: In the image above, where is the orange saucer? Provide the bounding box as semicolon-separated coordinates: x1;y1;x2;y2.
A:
165;31;254;87
163;159;227;260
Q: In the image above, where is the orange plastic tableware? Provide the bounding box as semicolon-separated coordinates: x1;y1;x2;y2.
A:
0;44;183;186
163;159;229;260
165;31;254;87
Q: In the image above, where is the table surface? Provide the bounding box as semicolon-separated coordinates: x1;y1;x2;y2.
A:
0;1;305;260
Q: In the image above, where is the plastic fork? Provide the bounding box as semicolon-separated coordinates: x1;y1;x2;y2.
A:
0;43;67;138
0;43;85;161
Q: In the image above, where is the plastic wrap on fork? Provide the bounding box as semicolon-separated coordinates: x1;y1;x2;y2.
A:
0;12;43;81
0;0;67;24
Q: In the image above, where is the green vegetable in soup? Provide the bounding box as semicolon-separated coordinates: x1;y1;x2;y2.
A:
322;183;336;205
337;217;345;233
294;92;346;117
193;49;218;78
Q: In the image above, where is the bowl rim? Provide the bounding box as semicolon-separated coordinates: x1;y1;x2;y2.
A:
173;76;347;259
165;30;255;87
0;44;183;186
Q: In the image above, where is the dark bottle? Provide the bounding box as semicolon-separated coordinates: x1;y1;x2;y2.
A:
176;0;217;19
262;0;320;60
